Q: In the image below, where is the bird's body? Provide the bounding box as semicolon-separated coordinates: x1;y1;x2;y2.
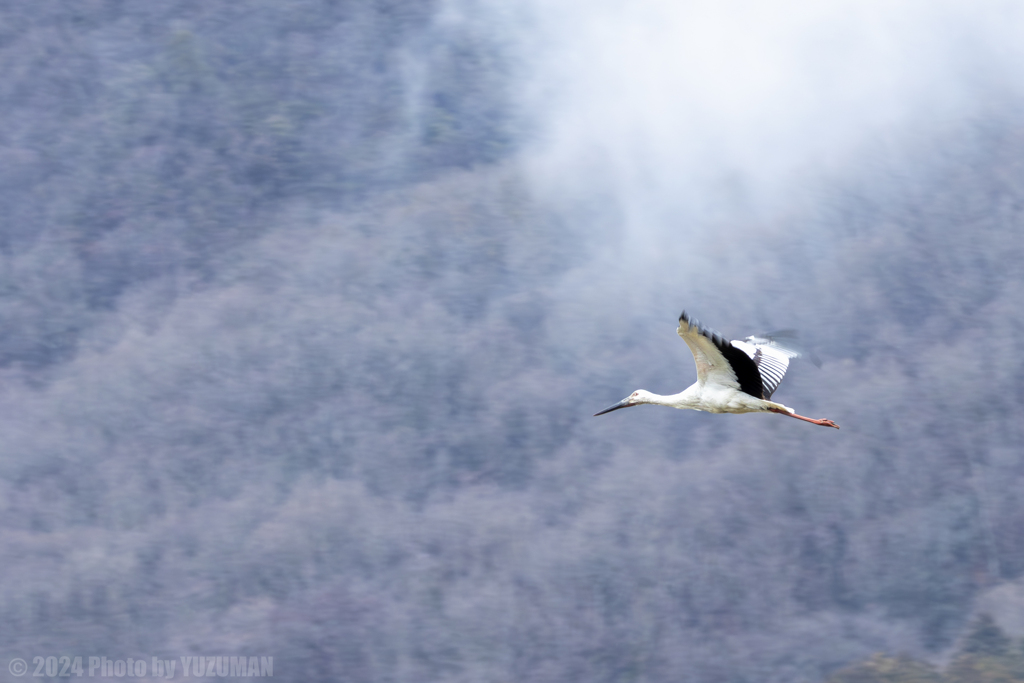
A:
626;384;789;415
595;311;839;429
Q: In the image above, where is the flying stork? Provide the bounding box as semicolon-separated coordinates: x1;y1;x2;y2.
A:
595;311;840;428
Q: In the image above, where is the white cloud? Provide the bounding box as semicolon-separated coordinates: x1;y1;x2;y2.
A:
518;0;1024;223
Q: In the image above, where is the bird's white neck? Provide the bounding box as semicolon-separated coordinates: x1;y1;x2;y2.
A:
636;384;702;410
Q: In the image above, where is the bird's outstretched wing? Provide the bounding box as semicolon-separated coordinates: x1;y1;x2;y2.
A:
730;330;818;400
677;311;763;399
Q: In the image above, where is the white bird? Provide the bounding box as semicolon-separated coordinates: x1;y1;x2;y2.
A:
594;311;840;429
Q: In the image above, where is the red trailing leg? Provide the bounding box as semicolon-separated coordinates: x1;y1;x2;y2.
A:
769;408;840;429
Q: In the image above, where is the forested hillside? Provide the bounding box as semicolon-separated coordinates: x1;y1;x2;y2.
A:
1;2;1024;682
828;615;1024;682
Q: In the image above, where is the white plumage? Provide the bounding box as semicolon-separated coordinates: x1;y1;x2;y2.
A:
594;311;839;429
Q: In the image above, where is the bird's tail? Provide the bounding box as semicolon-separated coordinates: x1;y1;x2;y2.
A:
763;400;794;414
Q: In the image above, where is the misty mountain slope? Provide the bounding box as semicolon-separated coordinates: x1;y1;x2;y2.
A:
3;162;569;493
0;0;518;367
3;2;1024;681
2;106;1024;683
0;159;594;673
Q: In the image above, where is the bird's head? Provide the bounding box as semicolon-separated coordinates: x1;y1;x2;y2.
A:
594;390;654;416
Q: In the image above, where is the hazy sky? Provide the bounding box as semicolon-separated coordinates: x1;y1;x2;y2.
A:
519;0;1024;218
474;0;1024;342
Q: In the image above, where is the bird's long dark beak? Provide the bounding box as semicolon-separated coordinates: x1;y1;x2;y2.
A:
594;397;637;416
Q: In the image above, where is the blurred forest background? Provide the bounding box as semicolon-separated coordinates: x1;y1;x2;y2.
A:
2;1;1024;682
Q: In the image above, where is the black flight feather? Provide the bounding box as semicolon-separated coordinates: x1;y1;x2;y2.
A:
678;311;764;400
